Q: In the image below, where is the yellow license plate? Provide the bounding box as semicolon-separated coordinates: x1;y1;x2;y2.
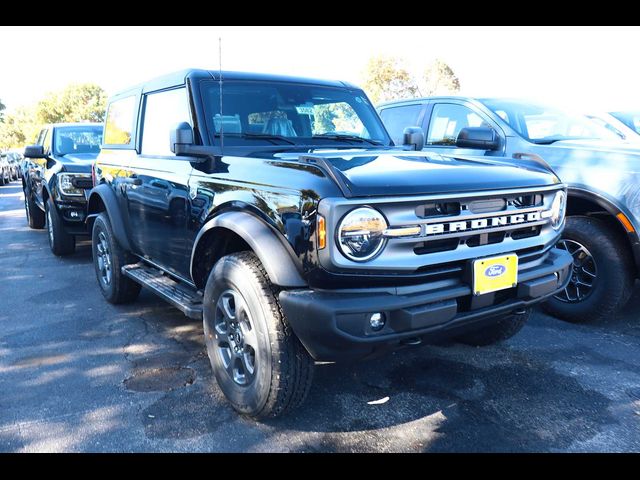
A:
472;254;518;296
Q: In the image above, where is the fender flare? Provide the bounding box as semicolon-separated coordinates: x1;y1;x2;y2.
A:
190;211;307;288
87;183;132;252
568;186;640;270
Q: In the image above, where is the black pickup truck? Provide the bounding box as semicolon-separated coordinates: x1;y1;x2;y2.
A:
23;123;103;255
88;69;572;418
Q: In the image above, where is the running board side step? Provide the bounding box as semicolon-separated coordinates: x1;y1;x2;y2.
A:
122;263;203;320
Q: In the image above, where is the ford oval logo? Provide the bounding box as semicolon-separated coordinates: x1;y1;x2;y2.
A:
485;264;506;277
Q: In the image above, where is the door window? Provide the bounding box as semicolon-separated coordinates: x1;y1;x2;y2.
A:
141;88;191;156
427;104;485;146
379;104;424;145
104;96;137;146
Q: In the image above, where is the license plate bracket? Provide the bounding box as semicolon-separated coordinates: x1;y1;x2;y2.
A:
472;253;518;296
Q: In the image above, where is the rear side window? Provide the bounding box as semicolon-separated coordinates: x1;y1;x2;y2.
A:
379;104;424;145
104;96;136;146
141;88;191;156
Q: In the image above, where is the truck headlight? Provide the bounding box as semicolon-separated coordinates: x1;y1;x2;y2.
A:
550;190;566;230
337;207;387;261
58;173;87;197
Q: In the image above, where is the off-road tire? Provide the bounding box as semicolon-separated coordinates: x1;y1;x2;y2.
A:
542;216;634;324
24;188;45;229
203;251;314;419
46;198;76;256
92;213;141;304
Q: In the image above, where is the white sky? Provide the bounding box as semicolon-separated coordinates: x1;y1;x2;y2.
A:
2;26;639;113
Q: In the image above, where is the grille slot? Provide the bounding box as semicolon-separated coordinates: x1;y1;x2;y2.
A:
468;198;506;214
465;231;506;247
510;225;542;240
414;238;459;255
415;202;460;218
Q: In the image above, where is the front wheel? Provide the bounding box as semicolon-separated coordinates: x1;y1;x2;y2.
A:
542;216;634;324
92;213;141;304
24;188;45;229
457;308;531;346
203;251;314;419
46;198;76;256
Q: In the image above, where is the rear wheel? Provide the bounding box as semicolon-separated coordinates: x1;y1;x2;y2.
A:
24;188;45;229
542;216;634;323
92;213;141;304
46;198;76;256
203;251;314;419
457;309;531;346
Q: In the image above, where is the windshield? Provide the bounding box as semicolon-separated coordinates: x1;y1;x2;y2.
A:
609;111;640;134
54;126;103;155
481;99;618;144
200;80;391;148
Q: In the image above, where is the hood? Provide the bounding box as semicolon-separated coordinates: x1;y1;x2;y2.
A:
57;152;98;173
281;150;559;197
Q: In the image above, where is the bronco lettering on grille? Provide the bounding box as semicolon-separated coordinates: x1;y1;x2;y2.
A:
424;211;546;236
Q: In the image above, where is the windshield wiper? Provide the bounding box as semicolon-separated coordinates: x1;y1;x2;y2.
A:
214;133;296;145
312;134;383;146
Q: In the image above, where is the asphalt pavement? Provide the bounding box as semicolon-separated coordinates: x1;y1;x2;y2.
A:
1;180;639;452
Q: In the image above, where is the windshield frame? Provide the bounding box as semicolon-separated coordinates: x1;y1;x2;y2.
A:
480;98;618;144
198;79;393;152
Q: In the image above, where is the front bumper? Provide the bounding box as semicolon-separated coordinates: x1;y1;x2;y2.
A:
54;198;90;236
280;247;572;361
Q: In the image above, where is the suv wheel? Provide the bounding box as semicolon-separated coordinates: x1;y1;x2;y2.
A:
203;251;314;419
543;216;634;323
457;308;531;346
92;213;141;304
46;198;76;256
24;188;45;229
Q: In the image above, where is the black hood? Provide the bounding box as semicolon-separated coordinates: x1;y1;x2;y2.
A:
284;150;560;197
57;152;99;173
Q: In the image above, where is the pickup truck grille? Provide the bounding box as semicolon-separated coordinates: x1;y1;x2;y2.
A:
318;185;563;273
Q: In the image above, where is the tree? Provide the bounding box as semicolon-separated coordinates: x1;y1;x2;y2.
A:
0;98;5;122
0;106;40;150
421;59;461;96
36;83;107;125
362;55;419;104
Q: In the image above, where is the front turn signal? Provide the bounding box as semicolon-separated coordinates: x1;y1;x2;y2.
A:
318;215;326;249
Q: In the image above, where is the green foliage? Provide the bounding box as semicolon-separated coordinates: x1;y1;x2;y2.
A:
36;83;107;124
0;83;107;149
421;59;461;96
361;56;461;104
0;106;40;150
0;98;5;122
362;55;419;104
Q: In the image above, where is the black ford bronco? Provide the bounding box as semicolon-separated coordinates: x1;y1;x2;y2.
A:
88;69;573;418
23;123;103;255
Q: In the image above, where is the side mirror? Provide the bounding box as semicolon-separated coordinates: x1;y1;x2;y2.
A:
170;122;195;155
24;145;45;159
456;127;500;150
402;126;425;151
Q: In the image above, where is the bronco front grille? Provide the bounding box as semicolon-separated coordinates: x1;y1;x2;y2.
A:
318;185;564;273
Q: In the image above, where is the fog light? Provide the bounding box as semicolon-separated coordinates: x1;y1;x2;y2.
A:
369;312;386;331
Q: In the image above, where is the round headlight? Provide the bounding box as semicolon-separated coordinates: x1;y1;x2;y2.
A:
550;190;566;230
337;207;388;261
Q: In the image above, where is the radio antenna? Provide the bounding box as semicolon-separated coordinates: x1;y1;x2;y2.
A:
218;36;224;152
